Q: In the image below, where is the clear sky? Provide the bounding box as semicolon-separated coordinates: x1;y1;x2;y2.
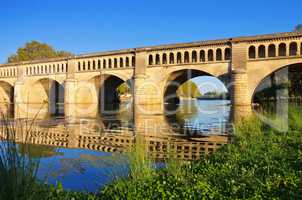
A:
0;0;301;92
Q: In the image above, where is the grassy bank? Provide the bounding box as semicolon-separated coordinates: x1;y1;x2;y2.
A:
99;108;302;200
1;108;302;199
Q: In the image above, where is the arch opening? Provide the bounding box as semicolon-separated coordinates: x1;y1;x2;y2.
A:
252;62;302;114
0;81;14;117
163;69;230;135
98;75;132;115
29;79;64;118
268;44;276;57
258;45;266;58
164;69;229;113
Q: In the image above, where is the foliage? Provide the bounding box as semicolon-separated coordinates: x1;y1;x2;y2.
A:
294;24;302;32
177;80;201;98
7;41;73;63
117;83;130;95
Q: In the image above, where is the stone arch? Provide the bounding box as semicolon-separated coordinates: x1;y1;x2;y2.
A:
162;53;167;64
278;43;286;56
26;78;65;118
248;46;256;59
268;44;276;57
208;49;214;61
250;61;302;104
192;50;197;63
225;48;231;60
155;54;160;65
258;45;266;58
177;52;182;64
216;48;222;61
169;53;174;64
200;50;206;62
289;42;298;56
163;68;229;107
184;51;190;63
0;81;14;117
149;55;153;65
77;73;132;117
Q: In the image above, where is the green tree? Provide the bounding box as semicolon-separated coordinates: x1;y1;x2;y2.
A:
177;80;201;98
294;24;302;32
7;41;73;63
117;83;130;95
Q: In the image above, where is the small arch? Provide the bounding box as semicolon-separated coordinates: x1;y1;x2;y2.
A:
289;42;297;56
248;46;256;59
83;61;86;70
132;56;135;67
98;60;101;69
169;53;175;64
268;44;276;57
149;55;154;65
258;45;266;58
93;60;96;70
61;63;64;72
184;51;189;63
78;62;81;72
278;43;286;56
126;57;130;67
120;58;124;68
192;51;197;63
44;65;47;73
53;64;55;73
208;49;213;61
57;64;60;72
224;48;231;60
103;60;107;69
114;58;118;68
216;49;222;61
200;50;205;62
300;42;302;55
162;53;167;64
177;52;182;64
88;61;91;70
155;54;160;65
108;59;112;68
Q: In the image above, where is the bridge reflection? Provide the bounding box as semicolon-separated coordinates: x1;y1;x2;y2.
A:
0;113;231;161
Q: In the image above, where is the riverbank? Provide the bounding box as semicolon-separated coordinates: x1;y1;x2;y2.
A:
1;106;300;199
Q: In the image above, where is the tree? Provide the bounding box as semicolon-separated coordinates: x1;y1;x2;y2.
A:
7;41;73;63
177;80;201;98
294;24;302;32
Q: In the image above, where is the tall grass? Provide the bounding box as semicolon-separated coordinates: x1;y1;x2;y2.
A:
0;114;41;200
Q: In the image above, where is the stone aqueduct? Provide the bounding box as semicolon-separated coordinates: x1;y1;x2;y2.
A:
0;32;302;119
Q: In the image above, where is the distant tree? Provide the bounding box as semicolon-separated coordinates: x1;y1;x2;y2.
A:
294;24;302;32
117;83;130;95
177;80;201;98
7;41;73;63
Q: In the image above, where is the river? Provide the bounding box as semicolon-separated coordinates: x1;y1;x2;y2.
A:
1;99;233;191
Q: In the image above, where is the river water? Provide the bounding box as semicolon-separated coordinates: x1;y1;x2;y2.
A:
1;99;232;192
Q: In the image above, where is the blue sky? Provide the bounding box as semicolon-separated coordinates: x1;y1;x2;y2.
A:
0;0;301;92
